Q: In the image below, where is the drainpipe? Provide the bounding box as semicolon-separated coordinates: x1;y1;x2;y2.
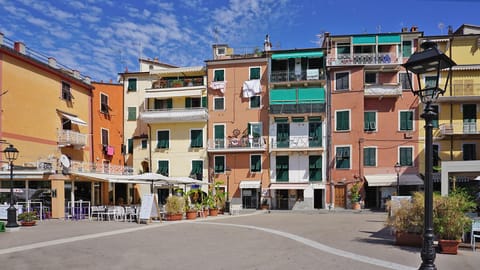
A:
147;123;152;171
448;34;454;160
325;49;333;209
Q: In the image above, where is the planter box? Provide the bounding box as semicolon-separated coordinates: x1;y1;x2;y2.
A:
438;239;461;255
395;231;422;247
166;213;183;221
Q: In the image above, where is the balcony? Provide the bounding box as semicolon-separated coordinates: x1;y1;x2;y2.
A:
439;123;480;136
58;130;87;147
140;108;208;123
327;52;401;66
364;83;402;97
437;83;480;102
151;77;204;89
270;137;323;152
270;69;325;84
207;137;266;152
33;158;134;175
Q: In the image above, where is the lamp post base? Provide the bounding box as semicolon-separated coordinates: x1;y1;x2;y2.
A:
6;205;19;228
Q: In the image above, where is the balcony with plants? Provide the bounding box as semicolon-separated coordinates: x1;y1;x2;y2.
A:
140;96;208;123
270;56;325;84
207;136;266;152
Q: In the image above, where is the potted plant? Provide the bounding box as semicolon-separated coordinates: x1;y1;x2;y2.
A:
433;189;476;254
350;182;361;210
184;190;198;220
205;192;218;216
18;211;38;226
385;192;424;247
165;195;185;221
261;198;270;210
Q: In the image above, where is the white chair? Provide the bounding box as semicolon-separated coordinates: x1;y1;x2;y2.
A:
114;206;125;221
230;204;241;216
124;206;137;222
471;218;480;251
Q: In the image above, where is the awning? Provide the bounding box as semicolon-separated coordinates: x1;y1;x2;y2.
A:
60;113;87;126
71;172;152;184
239;180;261;189
150;66;205;76
365;174;423;187
269;183;309;190
271;51;323;59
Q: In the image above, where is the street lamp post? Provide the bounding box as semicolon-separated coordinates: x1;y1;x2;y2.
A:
403;41;455;270
4;144;19;228
394;162;401;196
225;167;232;214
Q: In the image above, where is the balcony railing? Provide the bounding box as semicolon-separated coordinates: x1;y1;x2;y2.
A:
364;83;402;97
439;122;479;136
33;159;134;175
58;130;87;147
140;108;208;123
270;137;323;150
270;69;325;83
451;83;480;96
327;52;400;66
151;77;204;89
207;137;266;151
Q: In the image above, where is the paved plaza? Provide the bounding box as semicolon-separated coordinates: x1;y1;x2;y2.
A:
1;210;479;270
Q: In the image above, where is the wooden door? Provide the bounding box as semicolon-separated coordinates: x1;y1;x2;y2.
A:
335;185;346;208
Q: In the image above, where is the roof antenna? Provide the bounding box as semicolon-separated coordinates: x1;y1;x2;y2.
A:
213;27;219;44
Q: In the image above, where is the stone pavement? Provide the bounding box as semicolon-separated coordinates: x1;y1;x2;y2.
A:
0;210;478;270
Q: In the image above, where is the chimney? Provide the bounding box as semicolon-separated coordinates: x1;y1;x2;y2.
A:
264;34;272;51
401;27;408;32
73;70;80;79
153;57;159;62
48;57;57;68
84;76;91;84
448;25;453;35
14;41;26;54
410;26;418;32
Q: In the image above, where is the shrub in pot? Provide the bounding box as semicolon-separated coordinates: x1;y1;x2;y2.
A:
165;195;185;221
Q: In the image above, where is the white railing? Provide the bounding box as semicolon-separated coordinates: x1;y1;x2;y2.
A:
58;129;87;146
270;137;322;149
207;137;266;150
364;83;402;96
328;52;400;66
439;123;479;135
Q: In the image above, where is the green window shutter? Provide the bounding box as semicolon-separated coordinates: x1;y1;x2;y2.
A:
309;122;322;147
250;67;260;80
250;155;261;172
335;72;349;90
214;156;225;173
214;125;225;148
127;139;133;154
214;97;224;110
336;111;349;131
402;41;412;57
250;96;260;108
157;160;169;176
157;131;169;149
185;97;192;108
127;78;137;91
277;123;290;148
431;105;439;128
363;148;376;166
309;155;322;181
400;111;413;131
202;96;207;108
292;117;304;122
167;98;172;109
276;156;289;182
191;160;203;179
214;70;224;81
400;148;413;166
127;107;136;121
190;130;203;148
141;139;147;149
364;112;376;131
336;147;350;169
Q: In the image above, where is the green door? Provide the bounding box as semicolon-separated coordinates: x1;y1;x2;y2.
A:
214;125;225;148
463;104;477;133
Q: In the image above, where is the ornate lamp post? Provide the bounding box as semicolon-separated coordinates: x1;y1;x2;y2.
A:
225;167;231;213
4;144;19;228
394;162;401;196
402;41;455;270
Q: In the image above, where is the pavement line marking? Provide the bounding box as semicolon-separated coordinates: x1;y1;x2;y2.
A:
199;222;416;270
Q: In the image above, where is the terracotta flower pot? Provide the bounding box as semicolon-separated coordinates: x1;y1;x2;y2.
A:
21;221;36;226
438;239;461;255
209;208;218;216
166;213;183;221
186;211;197;220
395;231;423;247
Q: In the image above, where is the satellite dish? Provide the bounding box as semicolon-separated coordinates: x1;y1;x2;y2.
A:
60;155;71;168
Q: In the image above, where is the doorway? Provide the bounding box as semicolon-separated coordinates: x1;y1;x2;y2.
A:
334;185;346;208
276;190;289;209
314;189;323;209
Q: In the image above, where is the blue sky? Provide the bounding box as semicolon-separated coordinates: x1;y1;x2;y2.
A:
0;0;478;82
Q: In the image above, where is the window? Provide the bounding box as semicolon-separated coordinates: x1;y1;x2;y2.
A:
335;72;349;90
214;124;225;148
250;96;261;109
191;160;203;180
127;78;137;91
399;111;414;131
363;147;376;167
216;47;226;55
213;97;224;110
61;82;72;101
100;93;109;114
335;146;350;169
309;120;322;147
214;156;225;174
463;144;476;160
157;160;169;176
250;155;261;173
431;105;439;128
337;43;350;55
249;123;262;138
402;41;412;57
399;147;413;166
309;155;322;181
141;139;147;149
157;130;169;149
101;128;109;146
154;99;172;109
190;129;203;148
365;72;377;84
250;67;261;80
127;139;133;154
336;110;350;131
425;75;437;88
276;123;290;148
276;156;289;182
399;73;411;90
364;111;376;131
185;97;201;108
213;69;225;82
127;107;136;121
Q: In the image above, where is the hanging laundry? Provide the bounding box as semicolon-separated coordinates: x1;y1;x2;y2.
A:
242;79;261;98
209;81;227;93
107;146;114;156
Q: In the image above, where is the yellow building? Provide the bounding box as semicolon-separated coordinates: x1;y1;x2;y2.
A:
0;34;93;218
420;24;480;194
